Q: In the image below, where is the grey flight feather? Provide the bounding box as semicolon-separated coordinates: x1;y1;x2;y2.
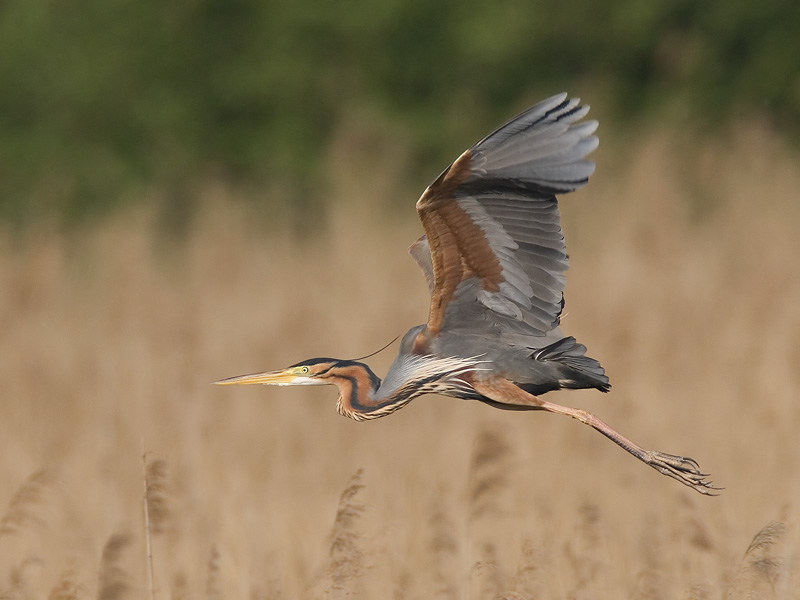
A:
412;94;598;339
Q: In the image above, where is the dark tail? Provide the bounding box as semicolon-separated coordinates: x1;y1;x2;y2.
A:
532;336;610;393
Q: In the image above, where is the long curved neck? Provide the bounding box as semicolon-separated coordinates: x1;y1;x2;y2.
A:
329;361;408;421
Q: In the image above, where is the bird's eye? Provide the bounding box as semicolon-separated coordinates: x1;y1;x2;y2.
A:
300;366;310;374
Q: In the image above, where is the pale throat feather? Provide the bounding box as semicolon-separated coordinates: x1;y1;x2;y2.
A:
335;355;486;422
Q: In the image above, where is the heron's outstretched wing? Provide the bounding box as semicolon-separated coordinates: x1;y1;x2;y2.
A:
414;94;598;338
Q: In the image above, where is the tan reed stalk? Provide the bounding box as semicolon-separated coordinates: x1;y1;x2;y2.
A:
142;444;155;600
142;445;170;600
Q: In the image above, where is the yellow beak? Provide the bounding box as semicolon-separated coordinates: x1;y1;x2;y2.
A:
213;369;297;386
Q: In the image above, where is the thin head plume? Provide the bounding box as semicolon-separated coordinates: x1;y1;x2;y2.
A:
350;334;400;362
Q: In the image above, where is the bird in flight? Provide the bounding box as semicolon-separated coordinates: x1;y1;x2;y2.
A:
216;94;716;495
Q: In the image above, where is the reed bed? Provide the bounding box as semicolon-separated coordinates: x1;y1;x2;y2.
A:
0;124;798;598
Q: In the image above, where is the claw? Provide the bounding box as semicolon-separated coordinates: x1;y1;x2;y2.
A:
645;451;721;496
682;456;700;469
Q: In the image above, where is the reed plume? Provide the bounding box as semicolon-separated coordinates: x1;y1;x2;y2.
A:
564;503;604;600
467;427;511;522
4;556;44;600
508;539;543;600
205;545;222;600
631;516;665;600
143;457;170;536
97;533;132;600
171;572;191;600
142;451;171;600
328;469;366;600
0;468;59;537
467;427;513;599
727;521;786;600
427;498;460;600
48;566;84;600
680;581;710;600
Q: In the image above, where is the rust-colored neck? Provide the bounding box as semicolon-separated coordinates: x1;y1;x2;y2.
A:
326;362;410;421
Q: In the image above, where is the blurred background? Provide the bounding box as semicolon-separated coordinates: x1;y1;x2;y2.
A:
2;0;800;227
0;1;799;598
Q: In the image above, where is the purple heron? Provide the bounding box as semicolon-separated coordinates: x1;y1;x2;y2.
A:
216;94;716;495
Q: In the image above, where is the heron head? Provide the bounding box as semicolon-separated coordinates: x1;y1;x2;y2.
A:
214;357;343;387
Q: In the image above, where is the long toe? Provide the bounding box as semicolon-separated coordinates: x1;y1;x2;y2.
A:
646;451;720;496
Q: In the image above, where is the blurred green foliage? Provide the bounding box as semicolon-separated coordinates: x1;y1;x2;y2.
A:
1;0;799;225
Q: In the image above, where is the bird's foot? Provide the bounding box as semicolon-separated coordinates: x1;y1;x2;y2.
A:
645;451;720;496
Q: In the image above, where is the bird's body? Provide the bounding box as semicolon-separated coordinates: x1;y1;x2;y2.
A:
217;94;716;495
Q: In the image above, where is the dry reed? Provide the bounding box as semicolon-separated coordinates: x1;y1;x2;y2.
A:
727;521;787;600
47;566;84;600
328;469;366;600
171;572;190;600
143;457;170;537
564;503;604;600
427;498;460;600
0;469;59;537
467;427;512;523
467;426;513;599
3;556;44;600
507;539;543;600
204;545;222;600
142;453;170;600
681;581;710;600
97;534;132;600
0;125;796;597
631;519;665;600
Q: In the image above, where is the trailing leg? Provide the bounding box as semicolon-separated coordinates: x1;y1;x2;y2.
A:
471;376;718;495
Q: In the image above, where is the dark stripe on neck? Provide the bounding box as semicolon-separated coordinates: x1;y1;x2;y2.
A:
340;374;379;414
